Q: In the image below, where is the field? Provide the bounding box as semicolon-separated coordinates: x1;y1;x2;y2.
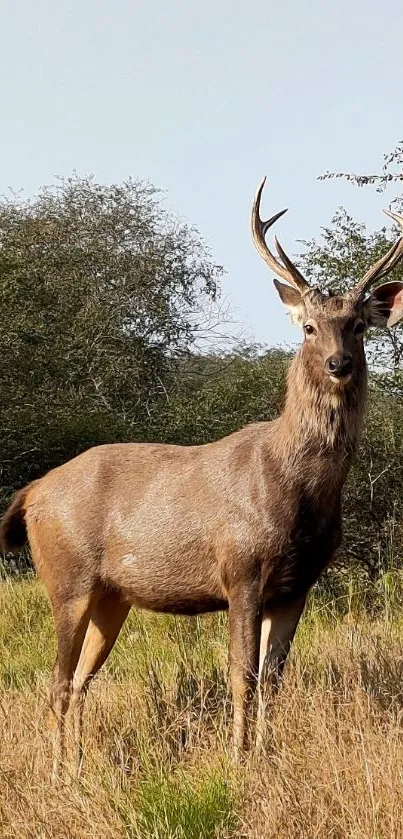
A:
1;576;403;839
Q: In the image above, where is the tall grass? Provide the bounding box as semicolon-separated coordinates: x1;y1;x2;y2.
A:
1;576;403;838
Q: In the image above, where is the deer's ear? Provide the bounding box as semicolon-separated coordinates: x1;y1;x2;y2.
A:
273;279;305;325
364;281;403;328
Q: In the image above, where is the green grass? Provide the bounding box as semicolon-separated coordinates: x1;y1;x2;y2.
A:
0;578;55;688
116;768;237;839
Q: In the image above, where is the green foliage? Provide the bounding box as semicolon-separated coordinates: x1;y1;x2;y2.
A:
0;175;222;504
148;346;290;445
307;140;403;373
298;142;403;580
319;139;403;193
300;211;403;372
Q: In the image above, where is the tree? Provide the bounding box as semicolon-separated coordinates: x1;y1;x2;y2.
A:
301;142;403;375
150;346;290;445
298;143;403;581
319;140;403;196
0;175;223;504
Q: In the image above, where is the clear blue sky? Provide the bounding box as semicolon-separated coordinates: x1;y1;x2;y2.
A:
1;0;403;345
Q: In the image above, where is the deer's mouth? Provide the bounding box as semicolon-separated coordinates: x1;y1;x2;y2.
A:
328;372;352;386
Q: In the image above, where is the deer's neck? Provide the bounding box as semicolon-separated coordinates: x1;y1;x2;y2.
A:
278;348;367;478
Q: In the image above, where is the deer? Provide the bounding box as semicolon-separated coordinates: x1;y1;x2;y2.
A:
1;178;403;780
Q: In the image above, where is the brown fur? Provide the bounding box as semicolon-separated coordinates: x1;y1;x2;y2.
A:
2;201;403;776
0;483;37;553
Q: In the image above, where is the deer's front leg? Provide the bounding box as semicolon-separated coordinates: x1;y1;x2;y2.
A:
228;583;261;757
256;595;306;747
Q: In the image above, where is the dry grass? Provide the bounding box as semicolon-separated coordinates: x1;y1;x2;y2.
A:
1;578;403;838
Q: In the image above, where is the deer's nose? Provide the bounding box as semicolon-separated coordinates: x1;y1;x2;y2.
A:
326;353;353;378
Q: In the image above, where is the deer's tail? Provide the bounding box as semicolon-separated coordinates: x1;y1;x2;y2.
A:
0;485;33;553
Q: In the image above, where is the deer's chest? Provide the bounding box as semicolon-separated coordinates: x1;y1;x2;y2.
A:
261;497;342;607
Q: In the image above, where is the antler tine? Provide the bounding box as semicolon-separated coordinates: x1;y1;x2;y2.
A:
274;236;309;289
251;177;310;293
353;209;403;297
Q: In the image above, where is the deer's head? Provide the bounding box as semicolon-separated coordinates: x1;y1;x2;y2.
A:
252;178;403;390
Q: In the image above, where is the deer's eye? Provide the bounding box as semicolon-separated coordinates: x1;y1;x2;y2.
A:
354;320;365;335
304;323;316;336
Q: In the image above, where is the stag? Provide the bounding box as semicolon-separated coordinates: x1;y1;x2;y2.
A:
1;179;403;778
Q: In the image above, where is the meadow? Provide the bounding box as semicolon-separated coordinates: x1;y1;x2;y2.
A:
1;574;403;839
1;125;403;839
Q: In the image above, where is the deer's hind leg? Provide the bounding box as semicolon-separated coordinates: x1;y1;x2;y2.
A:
26;516;103;779
48;591;97;781
69;588;130;775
